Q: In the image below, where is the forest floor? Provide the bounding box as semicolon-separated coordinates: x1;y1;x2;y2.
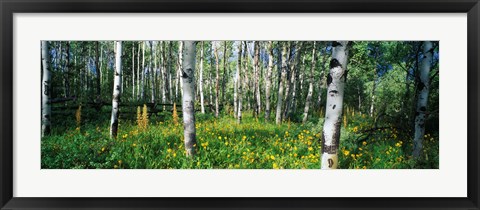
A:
41;107;439;169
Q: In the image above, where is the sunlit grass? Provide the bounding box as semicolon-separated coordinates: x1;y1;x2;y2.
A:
41;110;439;169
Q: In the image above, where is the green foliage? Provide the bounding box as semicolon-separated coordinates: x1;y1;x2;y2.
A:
42;111;438;169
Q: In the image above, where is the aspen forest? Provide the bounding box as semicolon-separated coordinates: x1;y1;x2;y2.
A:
41;41;439;169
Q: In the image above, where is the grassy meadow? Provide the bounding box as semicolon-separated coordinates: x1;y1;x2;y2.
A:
41;105;439;169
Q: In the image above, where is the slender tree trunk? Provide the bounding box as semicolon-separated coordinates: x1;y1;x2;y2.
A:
321;41;349;169
136;42;140;100
222;41;228;105
150;41;156;103
253;41;261;117
181;41;197;157
99;43;103;95
214;42;220;118
95;41;101;100
283;43;293;119
237;41;243;123
370;70;378;117
402;70;411;120
177;41;184;101
110;41;123;139
132;42;135;101
160;41;167;104
199;41;205;113
265;41;274;121
299;55;306;101
242;41;251;113
286;42;302;118
168;42;174;103
303;41;316;123
209;71;213;109
316;49;328;111
141;41;145;101
276;42;288;124
41;41;51;137
413;41;433;158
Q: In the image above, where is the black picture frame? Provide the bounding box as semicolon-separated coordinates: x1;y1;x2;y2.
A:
1;0;479;209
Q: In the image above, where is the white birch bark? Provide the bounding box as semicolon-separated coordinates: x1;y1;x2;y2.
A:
136;42;140;100
413;41;433;158
222;41;228;104
199;41;205;113
151;41;156;103
141;41;145;101
110;41;123;138
233;42;239;118
132;43;135;101
265;41;274;121
370;73;377;117
168;42;173;103
160;41;167;104
275;42;288;125
177;41;184;100
286;42;302;118
303;41;316;123
41;41;51;137
214;42;220;118
181;41;197;157
254;41;261;117
321;41;349;169
237;41;243;123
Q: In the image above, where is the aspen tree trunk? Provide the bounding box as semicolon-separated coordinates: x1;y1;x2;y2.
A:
265;41;274;121
286;42;302;118
178;41;184;100
276;42;288;124
110;41;123;139
150;41;156;103
321;41;349;169
214;42;220;118
222;41;228;104
141;41;145;101
41;41;51;137
99;43;103;93
136;42;140;100
95;41;101;99
413;41;433;158
168;42;174;102
299;55;306;100
253;41;261;117
303;41;316;123
199;41;205;113
160;41;167;103
237;41;243;123
369;46;379;117
233;42;239;118
244;43;251;112
175;68;180;102
209;71;213;109
316;50;328;110
283;43;293;112
370;72;377;117
132;43;135;100
181;41;197;157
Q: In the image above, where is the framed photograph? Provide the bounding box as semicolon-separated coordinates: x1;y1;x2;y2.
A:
1;0;479;209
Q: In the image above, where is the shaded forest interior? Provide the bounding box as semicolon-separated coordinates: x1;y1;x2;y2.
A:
41;41;439;169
